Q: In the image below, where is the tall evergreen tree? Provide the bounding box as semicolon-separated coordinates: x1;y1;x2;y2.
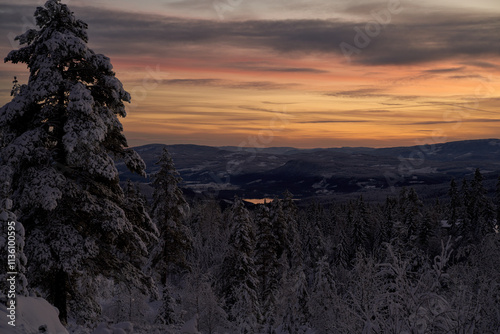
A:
351;196;371;254
417;210;434;250
278;264;310;334
308;256;336;334
254;204;280;330
380;196;396;245
336;227;351;269
149;148;192;325
123;179;158;255
269;198;288;261
496;176;500;230
399;188;423;246
0;0;155;322
448;178;461;234
469;169;495;239
281;191;304;269
150;148;192;280
218;197;260;333
303;214;327;278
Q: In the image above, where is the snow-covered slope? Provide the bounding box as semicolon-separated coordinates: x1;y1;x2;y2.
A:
0;296;68;334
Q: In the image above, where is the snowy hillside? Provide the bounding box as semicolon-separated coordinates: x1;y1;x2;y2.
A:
0;297;68;334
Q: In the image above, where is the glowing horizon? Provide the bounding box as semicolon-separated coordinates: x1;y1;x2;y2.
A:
0;0;499;148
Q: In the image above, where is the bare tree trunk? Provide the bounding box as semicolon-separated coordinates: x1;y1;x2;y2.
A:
52;269;68;325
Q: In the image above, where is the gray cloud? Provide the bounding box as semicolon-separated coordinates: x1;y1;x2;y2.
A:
449;74;489;80
324;88;424;101
164;78;297;90
164;79;222;86
262;101;298;105
247;66;329;73
404;118;500;125
326;88;386;98
460;61;500;69
297;120;369;124
2;3;500;67
238;105;287;114
424;67;465;74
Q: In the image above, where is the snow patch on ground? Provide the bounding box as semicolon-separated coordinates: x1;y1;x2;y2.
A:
0;296;68;334
180;314;200;334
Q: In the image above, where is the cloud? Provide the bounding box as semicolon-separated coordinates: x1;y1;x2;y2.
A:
164;78;297;90
404;118;500;125
324;88;424;102
297;120;369;124
449;74;489;80
460;61;500;69
229;81;299;90
238;105;287;114
326;88;387;98
250;66;329;74
3;3;498;66
226;62;329;73
164;79;222;86
424;67;465;74
262;101;298;105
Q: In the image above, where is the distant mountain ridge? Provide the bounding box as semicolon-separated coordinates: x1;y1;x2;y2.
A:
118;139;500;201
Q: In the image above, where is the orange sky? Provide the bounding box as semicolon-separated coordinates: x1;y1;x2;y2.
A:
1;0;499;148
117;54;500;148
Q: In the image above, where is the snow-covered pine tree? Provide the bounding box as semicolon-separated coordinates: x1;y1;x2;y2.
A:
398;188;423;246
350;196;371;254
150;148;191;279
218;197;260;333
469;169;495;240
148;148;191;324
254;204;280;330
459;178;473;241
269;198;288;261
448;178;461;235
276;264;310;334
282;191;303;269
0;0;156;323
303;212;327;283
189;198;228;273
106;281;151;324
496;175;500;229
183;271;228;334
336;227;351;269
380;196;396;245
123;180;159;259
308;256;336;334
417;210;434;250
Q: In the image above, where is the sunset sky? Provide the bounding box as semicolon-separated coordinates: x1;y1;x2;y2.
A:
0;0;499;148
